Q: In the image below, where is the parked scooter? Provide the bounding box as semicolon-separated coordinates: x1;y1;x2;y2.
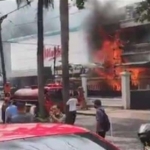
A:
138;124;150;150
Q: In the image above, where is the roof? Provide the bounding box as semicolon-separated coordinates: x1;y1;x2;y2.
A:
0;123;88;142
115;61;150;67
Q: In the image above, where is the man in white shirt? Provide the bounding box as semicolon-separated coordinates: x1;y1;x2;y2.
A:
66;93;78;125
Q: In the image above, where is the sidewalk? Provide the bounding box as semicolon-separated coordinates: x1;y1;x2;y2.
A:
1;100;150;121
77;107;150;120
87;97;123;108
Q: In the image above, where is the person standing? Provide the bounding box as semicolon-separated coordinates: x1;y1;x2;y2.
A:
66;93;78;125
94;99;110;138
49;105;65;123
10;102;34;123
78;86;87;110
5;100;18;123
1;98;9;123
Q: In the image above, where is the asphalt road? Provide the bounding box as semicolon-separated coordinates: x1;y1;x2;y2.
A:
75;115;146;150
0;103;147;150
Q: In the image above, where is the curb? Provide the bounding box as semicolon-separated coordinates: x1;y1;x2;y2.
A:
77;112;95;116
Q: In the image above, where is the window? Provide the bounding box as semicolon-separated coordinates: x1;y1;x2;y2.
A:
0;133;117;150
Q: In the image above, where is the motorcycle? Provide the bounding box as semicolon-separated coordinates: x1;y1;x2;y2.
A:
138;124;150;150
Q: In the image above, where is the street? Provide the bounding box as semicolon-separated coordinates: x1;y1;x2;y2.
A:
75;113;149;150
0;116;145;150
0;103;149;150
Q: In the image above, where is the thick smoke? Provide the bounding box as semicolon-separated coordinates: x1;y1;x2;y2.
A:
85;0;125;53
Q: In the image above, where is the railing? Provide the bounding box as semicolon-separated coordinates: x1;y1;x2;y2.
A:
131;77;150;90
68;76;150;97
87;78;121;97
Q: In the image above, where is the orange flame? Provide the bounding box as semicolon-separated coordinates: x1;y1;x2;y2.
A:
92;29;145;91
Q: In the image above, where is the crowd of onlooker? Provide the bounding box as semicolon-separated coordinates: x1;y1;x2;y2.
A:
1;86;111;140
1;92;79;125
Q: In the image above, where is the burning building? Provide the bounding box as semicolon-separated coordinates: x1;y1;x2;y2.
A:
120;3;150;90
86;1;150;97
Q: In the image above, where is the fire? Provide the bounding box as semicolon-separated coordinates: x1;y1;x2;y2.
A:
92;29;145;91
128;69;143;87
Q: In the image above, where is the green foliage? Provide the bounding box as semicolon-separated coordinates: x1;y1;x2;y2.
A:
136;0;150;22
76;0;85;9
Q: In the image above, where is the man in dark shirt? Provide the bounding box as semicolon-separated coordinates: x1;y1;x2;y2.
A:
94;99;106;138
10;102;34;123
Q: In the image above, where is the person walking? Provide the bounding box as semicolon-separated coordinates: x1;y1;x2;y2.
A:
94;99;110;138
10;102;34;123
66;93;78;125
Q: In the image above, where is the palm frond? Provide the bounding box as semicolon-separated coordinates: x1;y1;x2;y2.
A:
16;0;31;8
43;0;54;9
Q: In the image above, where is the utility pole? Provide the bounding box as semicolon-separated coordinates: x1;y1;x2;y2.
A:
53;46;56;80
0;15;7;85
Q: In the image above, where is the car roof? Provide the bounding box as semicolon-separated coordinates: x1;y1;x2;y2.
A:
0;123;88;142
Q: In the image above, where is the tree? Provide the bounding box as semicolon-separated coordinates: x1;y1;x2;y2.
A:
59;0;86;114
0;15;7;85
16;0;53;118
136;0;150;22
59;0;69;114
42;0;86;116
16;0;85;118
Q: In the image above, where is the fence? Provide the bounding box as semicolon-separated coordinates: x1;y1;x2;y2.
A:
87;78;121;97
70;76;150;98
130;77;150;90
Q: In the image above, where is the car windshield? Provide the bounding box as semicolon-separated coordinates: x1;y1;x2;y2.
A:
0;132;117;150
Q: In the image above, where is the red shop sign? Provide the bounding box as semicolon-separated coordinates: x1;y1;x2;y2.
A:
44;46;61;61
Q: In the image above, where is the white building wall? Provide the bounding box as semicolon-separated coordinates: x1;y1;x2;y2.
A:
6;30;89;77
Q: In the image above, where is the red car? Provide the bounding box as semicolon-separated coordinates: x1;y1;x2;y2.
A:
0;123;119;150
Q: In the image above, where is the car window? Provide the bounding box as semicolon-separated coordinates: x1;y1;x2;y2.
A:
0;132;117;150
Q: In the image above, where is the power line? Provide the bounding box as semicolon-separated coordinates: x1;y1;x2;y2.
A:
1;1;34;30
1;9;80;44
14;21;36;26
0;1;32;18
3;41;59;46
2;9;80;29
2;41;85;55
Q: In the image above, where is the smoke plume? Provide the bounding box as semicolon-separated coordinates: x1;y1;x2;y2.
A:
85;0;125;53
